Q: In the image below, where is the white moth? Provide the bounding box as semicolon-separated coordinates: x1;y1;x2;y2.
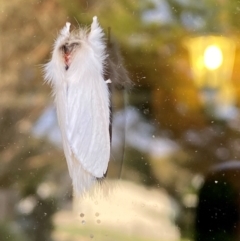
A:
44;17;110;196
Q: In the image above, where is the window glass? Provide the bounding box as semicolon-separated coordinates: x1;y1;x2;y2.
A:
1;1;240;241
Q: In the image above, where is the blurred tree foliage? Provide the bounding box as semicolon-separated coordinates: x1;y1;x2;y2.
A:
1;0;240;240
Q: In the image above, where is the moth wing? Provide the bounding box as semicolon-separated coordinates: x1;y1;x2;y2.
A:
66;72;110;178
54;86;75;176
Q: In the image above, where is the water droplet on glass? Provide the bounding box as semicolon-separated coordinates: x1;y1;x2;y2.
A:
80;213;84;218
95;212;99;217
215;180;218;184
97;219;101;224
82;220;86;224
90;234;94;239
143;108;149;115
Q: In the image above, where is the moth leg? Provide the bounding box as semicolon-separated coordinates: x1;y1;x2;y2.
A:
105;79;112;84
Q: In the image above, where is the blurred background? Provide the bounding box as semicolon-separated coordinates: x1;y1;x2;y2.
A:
1;0;240;241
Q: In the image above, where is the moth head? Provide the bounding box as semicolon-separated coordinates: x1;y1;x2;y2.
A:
49;17;104;75
60;40;81;70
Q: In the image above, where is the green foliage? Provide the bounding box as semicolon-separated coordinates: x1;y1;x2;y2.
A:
0;222;29;241
55;223;162;241
125;147;157;186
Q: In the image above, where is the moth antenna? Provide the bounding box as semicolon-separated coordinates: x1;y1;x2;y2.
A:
73;17;81;29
